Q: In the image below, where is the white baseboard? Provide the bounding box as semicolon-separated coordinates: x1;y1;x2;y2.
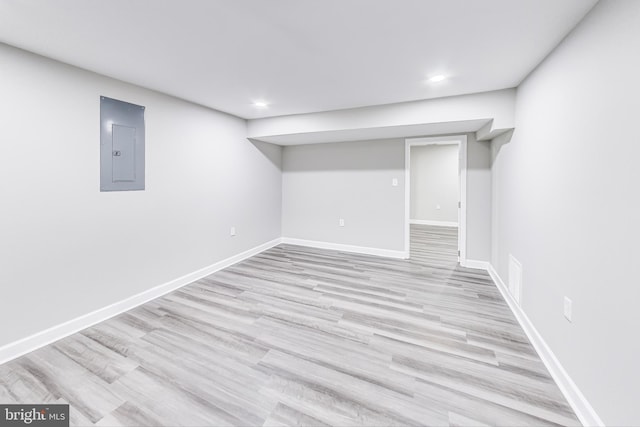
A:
460;259;490;270
0;238;282;366
281;237;409;259
486;264;604;427
410;219;459;227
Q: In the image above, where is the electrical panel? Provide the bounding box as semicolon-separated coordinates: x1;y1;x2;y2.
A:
100;96;145;191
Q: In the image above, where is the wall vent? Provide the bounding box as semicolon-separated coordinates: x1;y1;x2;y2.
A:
508;254;523;306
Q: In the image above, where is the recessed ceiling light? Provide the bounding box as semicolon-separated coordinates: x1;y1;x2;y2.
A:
428;75;447;83
253;101;269;107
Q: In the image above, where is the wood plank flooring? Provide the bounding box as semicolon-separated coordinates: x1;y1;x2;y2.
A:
0;225;579;426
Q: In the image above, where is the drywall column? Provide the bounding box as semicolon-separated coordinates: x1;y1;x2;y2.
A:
466;133;492;262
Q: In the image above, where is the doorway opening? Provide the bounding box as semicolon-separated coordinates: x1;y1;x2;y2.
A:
404;135;467;264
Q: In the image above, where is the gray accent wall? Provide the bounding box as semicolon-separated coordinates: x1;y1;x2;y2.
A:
0;42;282;349
410;144;459;223
282;135;492;262
491;1;640;424
282;139;406;252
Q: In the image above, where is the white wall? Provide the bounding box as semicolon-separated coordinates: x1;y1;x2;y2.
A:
410;144;459;223
282;139;406;254
466;134;492;262
282;135;492;262
0;43;282;348
491;1;640;424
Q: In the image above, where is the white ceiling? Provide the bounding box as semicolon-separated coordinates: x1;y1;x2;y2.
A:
0;0;597;119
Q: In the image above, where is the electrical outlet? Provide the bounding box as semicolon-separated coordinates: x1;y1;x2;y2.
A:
230;226;236;236
436;204;441;210
564;297;572;322
339;218;345;227
391;178;398;187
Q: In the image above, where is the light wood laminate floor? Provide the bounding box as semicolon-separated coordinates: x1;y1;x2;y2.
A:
0;225;579;426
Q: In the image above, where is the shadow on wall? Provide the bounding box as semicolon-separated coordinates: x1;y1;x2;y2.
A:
249;138;283;169
489;129;514;166
280;138;405;172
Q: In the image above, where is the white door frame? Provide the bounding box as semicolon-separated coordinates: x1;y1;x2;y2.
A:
404;135;467;263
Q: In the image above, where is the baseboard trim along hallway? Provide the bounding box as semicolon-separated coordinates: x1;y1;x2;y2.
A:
0;238;282;366
281;237;409;259
460;259;490;270
485;264;604;427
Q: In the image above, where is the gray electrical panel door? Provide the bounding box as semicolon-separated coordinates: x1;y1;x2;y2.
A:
100;96;145;191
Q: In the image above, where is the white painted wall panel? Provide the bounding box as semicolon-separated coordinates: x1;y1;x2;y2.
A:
491;1;640;424
282;139;405;252
0;43;282;348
